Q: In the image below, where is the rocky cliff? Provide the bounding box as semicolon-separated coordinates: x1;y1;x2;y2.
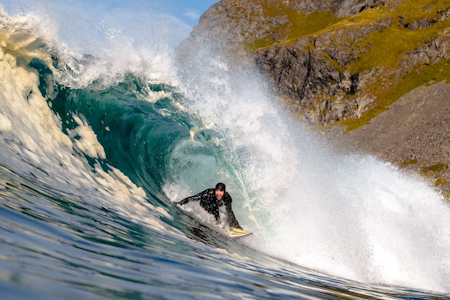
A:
186;0;450;196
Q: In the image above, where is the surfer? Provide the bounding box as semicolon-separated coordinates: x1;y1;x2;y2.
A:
176;183;242;229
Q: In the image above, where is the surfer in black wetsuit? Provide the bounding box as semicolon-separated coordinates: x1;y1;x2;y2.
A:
176;183;242;229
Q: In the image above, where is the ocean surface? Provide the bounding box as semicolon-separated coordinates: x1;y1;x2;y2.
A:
1;3;450;299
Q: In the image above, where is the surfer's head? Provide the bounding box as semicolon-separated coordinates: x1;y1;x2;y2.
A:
215;183;225;200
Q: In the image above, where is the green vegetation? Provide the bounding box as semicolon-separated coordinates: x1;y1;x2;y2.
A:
418;163;449;191
442;190;450;201
349;25;439;74
399;161;448;189
285;10;342;41
401;159;418;167
245;36;275;53
244;3;342;52
336;0;450;131
435;178;448;187
340;58;450;131
422;163;449;172
348;0;450;74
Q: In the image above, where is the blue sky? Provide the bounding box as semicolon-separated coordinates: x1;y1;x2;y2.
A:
170;0;218;26
87;0;220;27
77;0;220;27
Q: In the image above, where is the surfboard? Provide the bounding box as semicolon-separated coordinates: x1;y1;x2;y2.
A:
228;227;252;238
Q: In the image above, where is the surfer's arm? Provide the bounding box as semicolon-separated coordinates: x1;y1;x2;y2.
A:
224;197;242;229
176;191;203;206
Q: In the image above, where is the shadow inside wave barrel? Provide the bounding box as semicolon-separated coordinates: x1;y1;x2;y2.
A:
29;57;250;250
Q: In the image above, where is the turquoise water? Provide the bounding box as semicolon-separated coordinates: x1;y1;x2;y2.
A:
0;5;450;299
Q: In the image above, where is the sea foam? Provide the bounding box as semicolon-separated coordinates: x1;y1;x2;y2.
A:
175;39;450;293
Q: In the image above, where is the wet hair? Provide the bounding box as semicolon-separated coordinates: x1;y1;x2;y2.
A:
215;183;226;192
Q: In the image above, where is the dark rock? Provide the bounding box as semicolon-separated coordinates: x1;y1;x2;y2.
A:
405;19;437;31
250;17;390;125
399;36;450;69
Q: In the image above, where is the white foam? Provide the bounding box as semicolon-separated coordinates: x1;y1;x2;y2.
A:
1;0;190;90
174;42;450;293
145;90;173;103
0;113;13;132
0;11;176;236
68;115;106;159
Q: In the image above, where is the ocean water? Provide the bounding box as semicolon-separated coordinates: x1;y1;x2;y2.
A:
0;2;450;299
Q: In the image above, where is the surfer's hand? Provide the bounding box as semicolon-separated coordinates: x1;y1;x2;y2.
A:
174;201;181;205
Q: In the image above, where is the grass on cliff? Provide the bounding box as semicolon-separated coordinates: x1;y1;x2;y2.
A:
348;4;450;73
339;58;450;131
353;0;449;64
244;4;341;52
285;10;341;41
334;0;450;131
422;163;449;172
421;164;449;188
401;159;418;167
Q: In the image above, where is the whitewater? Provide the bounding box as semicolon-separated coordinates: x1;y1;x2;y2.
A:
0;1;449;299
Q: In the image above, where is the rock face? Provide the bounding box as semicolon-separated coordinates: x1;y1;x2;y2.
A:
252;17;393;124
190;0;396;63
185;0;450;194
189;0;450;127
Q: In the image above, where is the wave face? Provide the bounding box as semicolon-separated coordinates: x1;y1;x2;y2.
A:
0;3;450;299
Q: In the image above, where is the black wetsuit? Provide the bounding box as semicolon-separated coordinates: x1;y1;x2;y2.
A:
177;189;242;229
